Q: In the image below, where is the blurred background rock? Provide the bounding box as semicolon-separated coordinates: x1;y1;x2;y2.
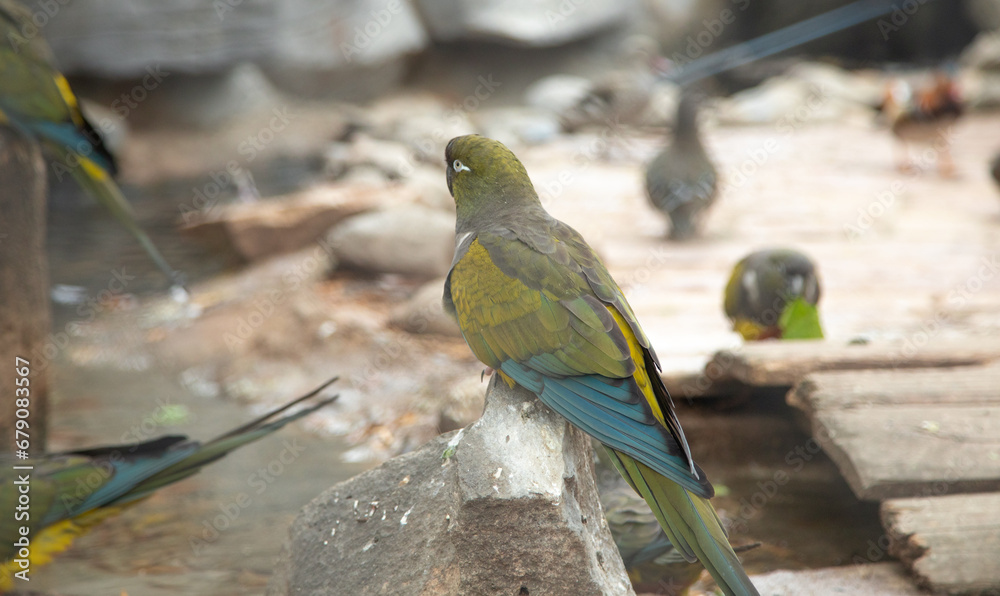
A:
39;0;993;119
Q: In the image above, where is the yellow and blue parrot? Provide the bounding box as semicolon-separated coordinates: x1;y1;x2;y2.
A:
0;0;182;287
442;135;758;595
724;248;823;341
0;377;338;591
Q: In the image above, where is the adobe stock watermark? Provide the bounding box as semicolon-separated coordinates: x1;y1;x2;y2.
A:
844;125;956;240
886;253;1000;365
178;106;294;224
670;0;752;67
221;235;332;352
4;0;72;54
720;83;830;194
875;0;932;41
339;0;409;62
31;267;136;372
537;115;635;207
393;74;501;178
49;65;170;181
189;436;309;555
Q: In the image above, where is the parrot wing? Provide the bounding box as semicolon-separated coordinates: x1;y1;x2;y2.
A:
0;376;339;585
444;225;710;498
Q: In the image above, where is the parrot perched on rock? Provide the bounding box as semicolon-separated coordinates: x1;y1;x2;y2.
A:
724;248;823;341
0;0;183;288
442;134;758;596
0;377;339;591
645;89;718;241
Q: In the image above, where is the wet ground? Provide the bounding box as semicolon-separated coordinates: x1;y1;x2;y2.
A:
22;102;1000;594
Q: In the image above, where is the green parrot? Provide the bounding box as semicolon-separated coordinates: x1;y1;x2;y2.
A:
442;134;758;596
0;0;183;288
645;89;718;241
0;377;339;591
724;248;823;341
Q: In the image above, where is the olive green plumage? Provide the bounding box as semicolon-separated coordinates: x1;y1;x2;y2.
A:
645;90;718;240
0;0;182;288
724;248;823;341
443;134;757;596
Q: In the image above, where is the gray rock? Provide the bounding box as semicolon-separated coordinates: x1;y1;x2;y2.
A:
406;166;455;213
525;74;595;115
268;377;636;596
389;277;461;337
713;71;871;126
474;106;562;146
437;376;488;433
324;134;417;181
962;32;1000;72
180;182;384;263
413;0;629;46
326;205;455;278
42;0;428;100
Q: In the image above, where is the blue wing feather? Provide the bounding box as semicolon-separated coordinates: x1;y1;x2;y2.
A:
500;360;712;498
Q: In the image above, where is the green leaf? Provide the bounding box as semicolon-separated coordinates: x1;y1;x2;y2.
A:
779;298;824;340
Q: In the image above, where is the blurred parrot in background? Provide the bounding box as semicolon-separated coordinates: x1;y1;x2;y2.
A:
0;0;184;289
724;248;823;341
879;72;963;177
0;377;339;591
645;89;718;240
442;135;758;596
990;150;1000;192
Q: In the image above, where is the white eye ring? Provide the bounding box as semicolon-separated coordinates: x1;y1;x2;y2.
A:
452;159;471;173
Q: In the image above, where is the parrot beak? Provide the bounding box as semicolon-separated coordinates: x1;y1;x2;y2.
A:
446;165;455;196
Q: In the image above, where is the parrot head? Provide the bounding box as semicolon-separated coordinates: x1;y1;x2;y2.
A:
445;135;540;231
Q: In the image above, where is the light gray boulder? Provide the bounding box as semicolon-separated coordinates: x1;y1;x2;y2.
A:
413;0;629;46
268;377;635;596
41;0;428;100
326;205;455;278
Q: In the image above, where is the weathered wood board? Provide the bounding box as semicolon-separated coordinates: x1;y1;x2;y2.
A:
707;339;1000;387
787;366;1000;501
882;493;1000;594
745;562;925;596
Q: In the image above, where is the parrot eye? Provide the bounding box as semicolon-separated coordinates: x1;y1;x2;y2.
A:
452;159;471;173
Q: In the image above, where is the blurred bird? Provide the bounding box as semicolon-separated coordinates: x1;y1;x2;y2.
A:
0;0;184;289
561;35;667;133
879;72;963;177
645;89;718;240
724;248;823;341
443;135;758;596
990;150;1000;192
0;377;339;591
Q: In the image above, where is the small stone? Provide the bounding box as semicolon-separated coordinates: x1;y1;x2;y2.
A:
326;205;455;278
389;278;461;337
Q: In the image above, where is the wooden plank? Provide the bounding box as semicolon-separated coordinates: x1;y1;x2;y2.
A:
744;563;923;596
707;338;1000;387
882;493;1000;594
787;366;1000;501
